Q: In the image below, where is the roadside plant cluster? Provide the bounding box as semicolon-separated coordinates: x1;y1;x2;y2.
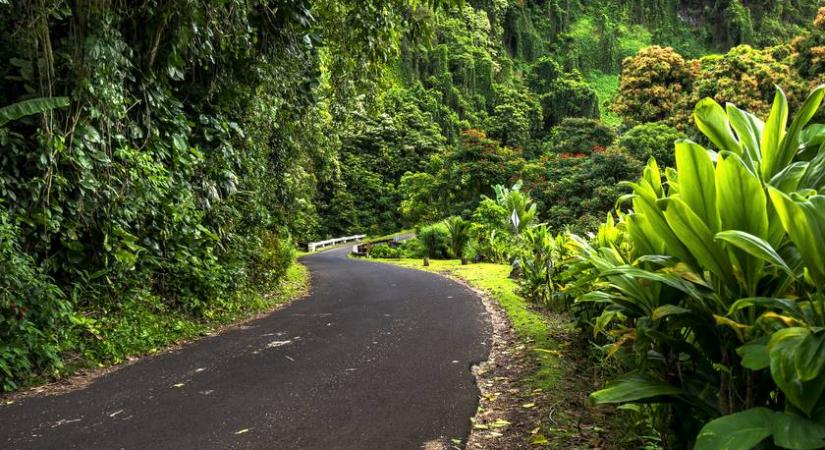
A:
568;85;825;449
402;179;579;309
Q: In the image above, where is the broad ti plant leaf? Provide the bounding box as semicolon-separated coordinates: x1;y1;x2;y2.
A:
589;374;687;405
771;410;825;449
675;140;719;232
715;152;770;293
728;297;805;320
694;97;741;154
695;407;774;450
774;85;825;176
799;141;825;190
696;407;825;450
714;231;793;276
761;89;790;179
626;162;695;265
736;341;770;370
726;103;764;169
0;96;70;127
659;197;734;286
767;188;825;286
763;85;825;180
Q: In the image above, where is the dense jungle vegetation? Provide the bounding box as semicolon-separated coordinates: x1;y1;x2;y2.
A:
3;0;825;448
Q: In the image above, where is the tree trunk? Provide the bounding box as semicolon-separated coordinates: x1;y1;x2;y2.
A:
461;257;468;265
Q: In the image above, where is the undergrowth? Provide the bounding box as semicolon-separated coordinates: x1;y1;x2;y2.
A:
8;262;309;392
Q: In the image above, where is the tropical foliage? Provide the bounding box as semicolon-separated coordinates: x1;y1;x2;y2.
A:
0;0;456;390
573;86;825;449
4;10;825;450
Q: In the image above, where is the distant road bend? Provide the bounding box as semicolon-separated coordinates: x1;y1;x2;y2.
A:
0;246;491;449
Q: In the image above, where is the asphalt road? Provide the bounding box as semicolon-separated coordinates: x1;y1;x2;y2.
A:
0;247;490;449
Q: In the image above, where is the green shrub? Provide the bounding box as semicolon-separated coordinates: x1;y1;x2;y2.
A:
546;118;616;156
793;7;825;85
612;46;697;127
616;122;685;167
574;86;825;449
526;56;564;93
538;77;600;130
368;243;401;259
527;56;600;131
397;239;425;258
251;230;296;287
416;223;451;264
523;150;642;234
485;88;543;148
0;211;68;390
445;216;472;264
681;44;807;126
513;224;572;308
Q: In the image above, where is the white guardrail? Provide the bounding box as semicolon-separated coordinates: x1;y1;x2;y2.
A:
307;234;366;252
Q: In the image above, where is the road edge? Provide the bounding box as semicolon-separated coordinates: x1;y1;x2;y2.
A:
364;258;535;450
1;262;312;404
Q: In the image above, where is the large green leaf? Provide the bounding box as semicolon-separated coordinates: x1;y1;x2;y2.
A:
694;98;741;154
726;103;764;169
589;374;686;405
767;188;825;285
626;214;660;257
603;266;704;302
795;331;825;382
632;183;694;265
772;411;825;450
737;342;770;370
715;153;768;237
773;85;825;178
660;197;733;285
799;143;825;190
714;231;792;276
728;297;804;319
770;161;808;193
769;328;825;416
0;96;70;127
675;140;719;231
715;152;770;291
696;408;825;450
652;304;693;320
800;124;825;158
695;407;773;450
761;89;789;179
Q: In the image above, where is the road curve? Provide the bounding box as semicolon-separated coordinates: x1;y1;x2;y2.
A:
0;247;491;449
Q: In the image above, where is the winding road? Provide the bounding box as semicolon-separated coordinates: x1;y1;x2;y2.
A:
0;247;491;449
